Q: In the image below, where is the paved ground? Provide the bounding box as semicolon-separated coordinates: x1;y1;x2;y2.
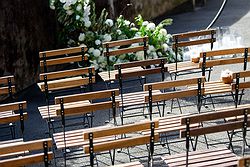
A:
1;0;250;166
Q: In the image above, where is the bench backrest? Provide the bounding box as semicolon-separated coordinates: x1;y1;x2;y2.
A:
0;138;53;167
55;89;119;126
172;29;216;70
199;47;250;77
144;77;205;117
0;75;15;100
103;37;148;79
238;156;250;167
39;46;95;93
83;120;159;166
0;101;27;136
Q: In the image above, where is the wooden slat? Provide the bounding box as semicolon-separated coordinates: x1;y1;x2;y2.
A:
39;67;94;80
238;156;250;167
114;58;166;70
180;120;250;138
180;107;250;125
83;120;159;139
172;29;216;39
103;37;148;48
39;45;87;58
84;134;159;154
40;55;84;67
199;47;249;58
232;82;250;90
0;86;15;95
145;88;202;103
0;113;28;124
0;101;27;112
0;76;14;85
0;152;53;167
0;138;52;155
39;76;94;92
104;46;147;57
56;101;119;116
111;161;143;167
55;89;119;104
232;70;250;78
199;57;250;68
144;77;205;91
115;67;168;79
173;38;215;48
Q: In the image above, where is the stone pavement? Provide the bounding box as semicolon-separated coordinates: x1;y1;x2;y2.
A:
1;0;250;166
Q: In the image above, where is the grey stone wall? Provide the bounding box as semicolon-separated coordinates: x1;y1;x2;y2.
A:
0;1;56;91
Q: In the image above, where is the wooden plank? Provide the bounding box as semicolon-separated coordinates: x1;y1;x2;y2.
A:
232;70;250;79
0;113;28;124
114;58;166;69
104;46;147;57
238;156;250;167
39;45;87;58
84;134;159;154
56;101;119;116
115;67;168;79
40;76;94;92
200;57;250;68
0;76;14;85
180;120;250;138
145;88;202;103
232;82;250;90
83;120;159;139
180;107;250;125
55;89;119;104
40;55;84;67
39;67;94;80
111;161;143;167
172;29;216;39
0;101;27;112
0;138;52;155
144;77;205;91
199;47;249;58
103;37;148;48
0;152;53;167
173;38;215;48
0;86;15;95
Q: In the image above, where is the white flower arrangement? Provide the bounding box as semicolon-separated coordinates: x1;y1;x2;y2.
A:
220;69;233;84
49;0;174;71
190;53;200;63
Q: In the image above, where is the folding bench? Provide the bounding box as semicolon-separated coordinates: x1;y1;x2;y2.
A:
0;75;15;102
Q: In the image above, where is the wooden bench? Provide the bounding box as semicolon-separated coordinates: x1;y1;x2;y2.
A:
238;156;250;167
0;138;53;167
114;58;168;124
0;75;15;101
144;77;205;116
0;101;27;139
98;37;148;85
110;161;144;167
166;29;216;79
162;106;250;167
83;120;159;167
37;46;95;100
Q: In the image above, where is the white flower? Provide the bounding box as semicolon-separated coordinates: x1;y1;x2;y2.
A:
221;69;233;78
130;23;135;27
88;47;94;53
60;0;66;3
116;29;122;35
124;20;130;26
76;15;80;20
162;43;169;52
63;3;70;10
66;10;74;15
67;39;75;45
93;49;101;57
84;20;91;27
146;23;156;31
50;5;55;10
149;45;155;52
95;40;101;46
103;34;112;42
105;19;114;27
190;52;200;59
76;4;82;11
85;0;90;4
130;27;138;31
159;29;167;36
142;21;149;26
99;47;103;51
134;32;141;37
78;33;85;41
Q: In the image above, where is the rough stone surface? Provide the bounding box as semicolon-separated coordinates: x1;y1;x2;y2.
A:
0;1;56;91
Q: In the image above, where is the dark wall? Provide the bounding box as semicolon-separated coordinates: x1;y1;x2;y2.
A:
0;1;56;91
